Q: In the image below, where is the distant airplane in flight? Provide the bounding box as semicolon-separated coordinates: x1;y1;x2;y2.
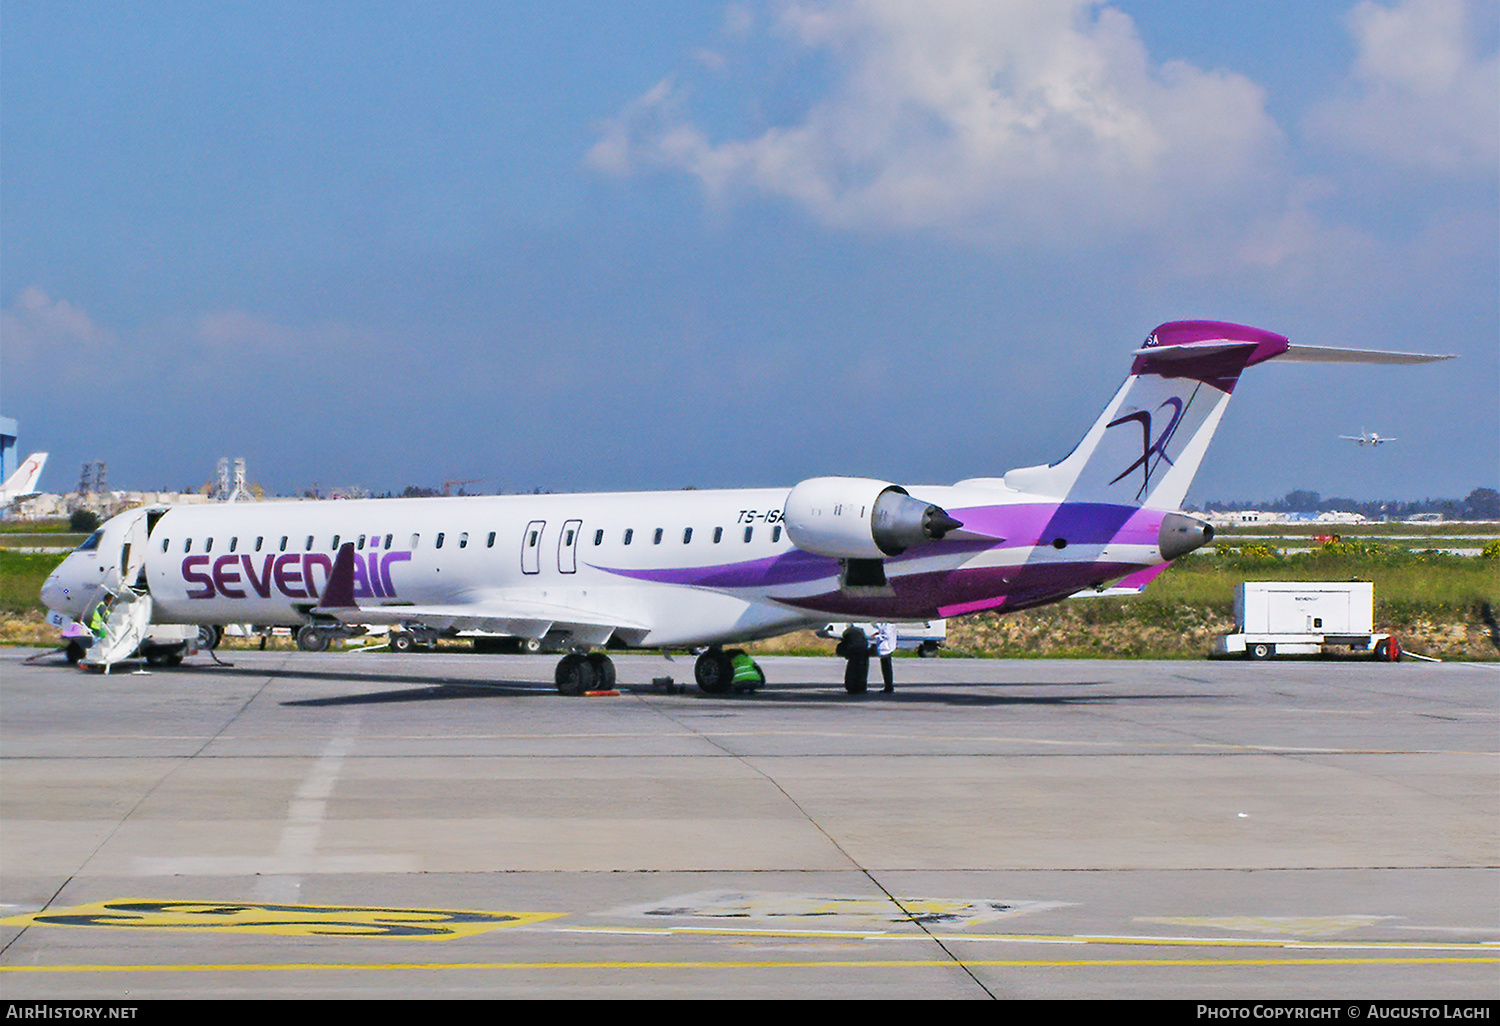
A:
0;452;48;506
41;322;1450;693
1340;430;1396;446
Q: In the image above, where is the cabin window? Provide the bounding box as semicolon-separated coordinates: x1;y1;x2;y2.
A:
384;534;393;550
357;534;366;550
623;528;633;545
653;528;663;545
527;530;538;548
255;536;264;552
435;532;445;549
594;529;603;546
565;528;575;546
228;537;238;552
331;534;340;550
410;534;419;549
205;538;214;552
305;535;314;551
683;527;693;544
772;525;782;543
743;527;753;543
183;538;192;554
161;538;170;553
486;531;496;548
713;527;722;543
459;532;469;549
279;536;288;552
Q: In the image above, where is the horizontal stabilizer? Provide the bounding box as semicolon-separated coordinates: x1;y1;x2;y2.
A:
1069;562;1170;598
1278;344;1454;365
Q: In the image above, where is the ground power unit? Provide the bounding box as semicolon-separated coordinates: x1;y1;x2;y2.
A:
1213;581;1399;661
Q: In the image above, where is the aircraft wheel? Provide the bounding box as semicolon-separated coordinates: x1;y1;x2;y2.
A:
586;652;616;689
390;632;416;653
145;645;185;667
694;648;733;695
555;653;596;696
65;640;86;665
296;625;330;653
1246;642;1273;661
197;625;221;650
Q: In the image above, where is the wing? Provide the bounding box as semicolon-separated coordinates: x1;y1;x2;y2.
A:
311;542;650;647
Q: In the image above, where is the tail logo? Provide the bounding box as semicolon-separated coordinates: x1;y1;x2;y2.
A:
1106;396;1186;500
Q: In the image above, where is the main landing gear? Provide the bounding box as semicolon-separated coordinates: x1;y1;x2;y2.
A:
694;648;734;695
555;651;616;696
694;647;763;695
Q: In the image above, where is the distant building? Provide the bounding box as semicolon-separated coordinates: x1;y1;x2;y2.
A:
1204;510;1289;527
13;491;214;520
1313;511;1368;525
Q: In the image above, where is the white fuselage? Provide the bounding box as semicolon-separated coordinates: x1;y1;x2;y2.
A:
42;483;1173;648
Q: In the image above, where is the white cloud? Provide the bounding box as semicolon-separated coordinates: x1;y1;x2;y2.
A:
0;286;113;356
590;1;1287;244
1304;0;1498;175
194;309;297;355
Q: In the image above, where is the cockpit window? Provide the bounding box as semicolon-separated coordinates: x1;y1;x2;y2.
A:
76;530;103;552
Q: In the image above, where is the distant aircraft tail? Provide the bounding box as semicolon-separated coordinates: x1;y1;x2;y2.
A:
0;452;48;502
998;322;1450;511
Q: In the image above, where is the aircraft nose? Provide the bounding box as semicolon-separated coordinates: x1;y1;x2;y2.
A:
40;573;64;609
1158;512;1215;560
40;561;82;613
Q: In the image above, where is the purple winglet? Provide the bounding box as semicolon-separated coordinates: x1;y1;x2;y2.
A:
319;542;360;609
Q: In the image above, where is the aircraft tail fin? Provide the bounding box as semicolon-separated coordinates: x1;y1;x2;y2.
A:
999;322;1451;511
1;452;48;501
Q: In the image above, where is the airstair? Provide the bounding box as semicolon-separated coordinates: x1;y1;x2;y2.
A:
78;589;153;673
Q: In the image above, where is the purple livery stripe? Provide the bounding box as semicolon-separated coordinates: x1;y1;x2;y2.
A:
589;502;1169;619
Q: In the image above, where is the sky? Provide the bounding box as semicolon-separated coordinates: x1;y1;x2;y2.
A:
3;0;1496;504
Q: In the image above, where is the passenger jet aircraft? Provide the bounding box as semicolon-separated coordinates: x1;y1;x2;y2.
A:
1340;430;1396;446
40;322;1447;693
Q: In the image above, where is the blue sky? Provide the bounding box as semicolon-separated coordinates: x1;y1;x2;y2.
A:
3;1;1495;502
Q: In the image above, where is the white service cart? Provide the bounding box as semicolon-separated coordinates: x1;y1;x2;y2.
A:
1213;581;1399;661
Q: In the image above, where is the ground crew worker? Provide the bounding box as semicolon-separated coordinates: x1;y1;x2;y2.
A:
871;622;897;693
729;649;764;692
88;595;113;641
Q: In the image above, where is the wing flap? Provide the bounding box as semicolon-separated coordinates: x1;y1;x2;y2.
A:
314;596;649;644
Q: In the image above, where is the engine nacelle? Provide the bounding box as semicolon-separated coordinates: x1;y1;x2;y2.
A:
783;477;962;559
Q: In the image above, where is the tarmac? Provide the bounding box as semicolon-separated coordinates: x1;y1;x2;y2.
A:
1;647;1495;999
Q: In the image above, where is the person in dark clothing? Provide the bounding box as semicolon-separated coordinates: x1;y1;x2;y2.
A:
837;625;870;694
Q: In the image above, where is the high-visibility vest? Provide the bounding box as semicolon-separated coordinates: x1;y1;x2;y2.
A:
89;605;109;638
731;652;761;685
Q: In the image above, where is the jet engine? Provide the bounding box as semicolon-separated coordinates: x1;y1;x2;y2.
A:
782;477;962;560
1158;512;1215;560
